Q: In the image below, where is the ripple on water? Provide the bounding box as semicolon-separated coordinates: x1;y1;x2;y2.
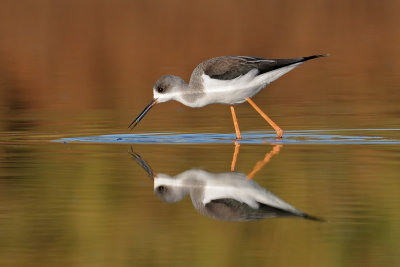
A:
54;129;400;145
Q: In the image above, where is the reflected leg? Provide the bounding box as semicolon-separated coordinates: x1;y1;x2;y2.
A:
246;97;283;139
230;142;240;172
247;144;282;179
230;105;242;140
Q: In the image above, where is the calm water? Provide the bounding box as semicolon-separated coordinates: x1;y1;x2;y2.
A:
1;135;400;266
1;1;400;266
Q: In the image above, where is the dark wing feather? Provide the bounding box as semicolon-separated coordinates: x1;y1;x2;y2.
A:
203;55;326;80
204;198;305;221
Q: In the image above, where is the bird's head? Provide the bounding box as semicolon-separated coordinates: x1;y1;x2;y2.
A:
128;75;186;130
154;174;189;203
153;75;186;103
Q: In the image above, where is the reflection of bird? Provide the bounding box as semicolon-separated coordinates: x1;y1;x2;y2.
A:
129;55;328;139
130;151;323;222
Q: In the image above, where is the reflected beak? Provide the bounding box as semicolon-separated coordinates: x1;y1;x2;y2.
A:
128;147;155;179
128;98;157;130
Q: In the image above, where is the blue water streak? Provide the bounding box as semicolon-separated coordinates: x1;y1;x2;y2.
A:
54;129;400;145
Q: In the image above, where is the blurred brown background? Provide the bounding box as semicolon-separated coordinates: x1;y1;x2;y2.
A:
0;0;399;132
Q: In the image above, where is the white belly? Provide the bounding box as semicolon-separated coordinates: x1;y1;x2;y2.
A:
201;84;264;105
196;69;262;106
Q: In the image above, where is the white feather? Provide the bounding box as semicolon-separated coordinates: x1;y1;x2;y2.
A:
197;62;304;106
164;169;299;212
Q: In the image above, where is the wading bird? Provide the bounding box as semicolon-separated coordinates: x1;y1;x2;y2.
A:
129;55;327;139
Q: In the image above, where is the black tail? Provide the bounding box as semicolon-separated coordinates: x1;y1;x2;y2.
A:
302;212;326;222
302;54;330;62
256;53;329;76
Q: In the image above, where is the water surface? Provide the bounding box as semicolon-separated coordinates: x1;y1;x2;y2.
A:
56;129;400;145
1;131;400;266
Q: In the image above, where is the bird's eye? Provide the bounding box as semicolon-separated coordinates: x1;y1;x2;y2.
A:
157;87;164;93
158;186;167;193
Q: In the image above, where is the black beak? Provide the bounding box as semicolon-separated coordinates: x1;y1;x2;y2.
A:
128;147;155;179
128;99;157;130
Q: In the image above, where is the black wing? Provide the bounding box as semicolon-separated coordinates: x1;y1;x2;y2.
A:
204;198;307;221
203;55;327;80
